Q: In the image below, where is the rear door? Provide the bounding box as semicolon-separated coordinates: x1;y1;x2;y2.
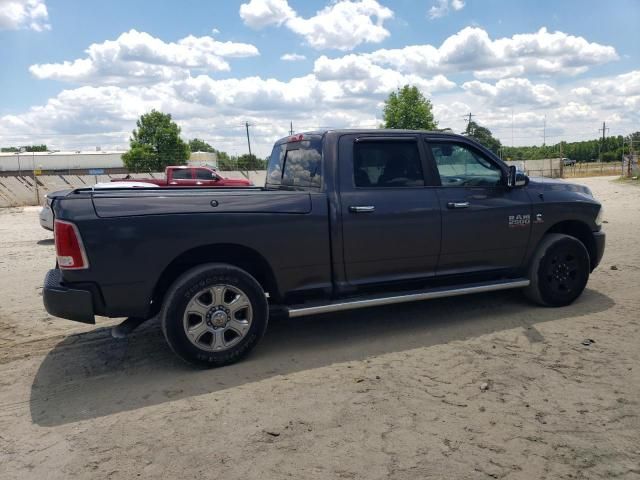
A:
168;168;194;186
338;134;441;286
426;139;531;275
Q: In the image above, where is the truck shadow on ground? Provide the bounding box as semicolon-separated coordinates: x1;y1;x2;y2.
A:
30;288;614;427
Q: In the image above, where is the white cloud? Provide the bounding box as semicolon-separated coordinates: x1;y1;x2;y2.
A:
2;22;636;156
313;54;456;95
361;27;618;79
280;53;306;61
429;0;465;19
0;0;49;31
3;69;639;155
29;29;259;84
462;78;559;107
587;69;640;97
240;0;393;50
239;0;294;28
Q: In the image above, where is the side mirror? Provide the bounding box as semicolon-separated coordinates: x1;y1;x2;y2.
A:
507;165;529;188
211;173;220;181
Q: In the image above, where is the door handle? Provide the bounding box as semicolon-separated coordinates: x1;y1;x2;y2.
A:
447;201;470;209
349;205;376;213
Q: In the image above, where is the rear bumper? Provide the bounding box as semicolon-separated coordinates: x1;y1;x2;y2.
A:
592;230;606;270
43;269;95;324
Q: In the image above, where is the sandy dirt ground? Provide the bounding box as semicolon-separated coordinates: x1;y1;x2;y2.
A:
0;176;638;479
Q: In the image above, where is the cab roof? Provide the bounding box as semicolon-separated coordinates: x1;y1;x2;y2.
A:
275;129;469;145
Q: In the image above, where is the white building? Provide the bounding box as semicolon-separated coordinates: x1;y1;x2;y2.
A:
0;150;126;173
188;151;218;168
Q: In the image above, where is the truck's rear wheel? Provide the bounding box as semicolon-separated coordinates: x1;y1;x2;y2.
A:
160;263;268;367
524;233;590;307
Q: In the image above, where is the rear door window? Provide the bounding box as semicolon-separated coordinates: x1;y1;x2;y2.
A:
353;140;424;188
172;168;191;180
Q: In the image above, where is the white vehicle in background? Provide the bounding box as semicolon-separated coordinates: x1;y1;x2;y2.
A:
39;181;155;231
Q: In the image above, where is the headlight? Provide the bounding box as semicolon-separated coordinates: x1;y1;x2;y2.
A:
595;207;603;227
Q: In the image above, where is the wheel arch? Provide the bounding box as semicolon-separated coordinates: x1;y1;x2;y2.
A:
544;220;597;270
150;243;280;316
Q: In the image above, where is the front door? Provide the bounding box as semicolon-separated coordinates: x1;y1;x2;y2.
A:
426;140;531;275
194;167;220;186
339;135;441;286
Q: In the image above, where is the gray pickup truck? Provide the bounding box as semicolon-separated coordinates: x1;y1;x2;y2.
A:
43;130;605;366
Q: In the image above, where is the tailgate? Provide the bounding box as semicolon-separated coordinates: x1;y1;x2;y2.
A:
91;190;312;218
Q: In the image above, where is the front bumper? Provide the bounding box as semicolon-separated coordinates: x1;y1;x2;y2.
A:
592;230;606;271
43;269;95;324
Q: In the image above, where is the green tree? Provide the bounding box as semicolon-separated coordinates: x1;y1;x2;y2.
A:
237;153;266;170
382;85;438;130
466;121;501;154
122;110;190;172
188;138;216;153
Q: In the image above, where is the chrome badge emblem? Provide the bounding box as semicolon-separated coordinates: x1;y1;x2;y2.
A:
509;214;530;227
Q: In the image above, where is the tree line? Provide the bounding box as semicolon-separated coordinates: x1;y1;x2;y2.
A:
1;145;48;152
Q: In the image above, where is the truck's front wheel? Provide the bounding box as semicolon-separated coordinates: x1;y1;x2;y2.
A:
160;263;268;367
524;233;590;307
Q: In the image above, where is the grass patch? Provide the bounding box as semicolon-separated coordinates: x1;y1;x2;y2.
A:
614;176;640;185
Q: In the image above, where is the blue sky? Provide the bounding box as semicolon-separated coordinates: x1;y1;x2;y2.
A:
0;0;638;155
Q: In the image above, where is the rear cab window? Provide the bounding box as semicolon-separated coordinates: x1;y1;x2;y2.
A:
266;135;323;190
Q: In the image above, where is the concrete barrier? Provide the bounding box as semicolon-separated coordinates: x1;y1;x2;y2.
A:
0;171;268;208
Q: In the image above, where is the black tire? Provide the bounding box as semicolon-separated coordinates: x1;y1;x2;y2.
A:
524;233;590;307
160;263;268;367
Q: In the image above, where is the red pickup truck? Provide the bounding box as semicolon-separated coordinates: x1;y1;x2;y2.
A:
112;166;253;187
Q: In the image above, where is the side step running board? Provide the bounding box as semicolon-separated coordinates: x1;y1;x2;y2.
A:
286;278;530;318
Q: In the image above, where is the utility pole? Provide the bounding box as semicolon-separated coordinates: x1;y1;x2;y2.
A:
511;109;514;148
598;121;609;161
599;121;609;143
289;121;294;136
462;112;475;134
245;121;252;157
543;115;546;146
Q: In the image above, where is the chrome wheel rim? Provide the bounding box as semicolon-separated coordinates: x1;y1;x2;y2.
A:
183;284;253;352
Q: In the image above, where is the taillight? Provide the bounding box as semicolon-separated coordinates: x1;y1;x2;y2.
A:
54;220;89;270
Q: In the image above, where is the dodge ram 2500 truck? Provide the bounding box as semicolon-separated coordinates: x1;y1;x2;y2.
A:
43;130;605;367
